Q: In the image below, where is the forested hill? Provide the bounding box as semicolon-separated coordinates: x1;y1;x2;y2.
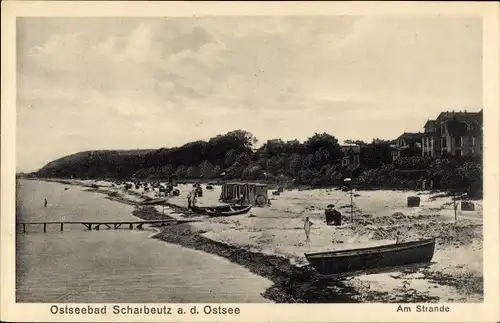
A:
32;129;482;197
33;130;379;180
36;149;155;178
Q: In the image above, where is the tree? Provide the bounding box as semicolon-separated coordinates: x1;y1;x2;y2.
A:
174;165;187;179
225;149;238;168
186;166;200;179
261;139;286;156
266;156;280;175
302;154;315;169
157;165;173;179
372;138;394;144
304;132;342;158
284;140;304;154
344;139;368;146
360;143;392;169
313;147;331;169
199;160;215;178
242;165;265;180
234;152;252;167
288;154;303;176
213;165;222;177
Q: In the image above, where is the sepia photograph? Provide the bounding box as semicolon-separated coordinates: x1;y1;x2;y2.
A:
2;1;499;322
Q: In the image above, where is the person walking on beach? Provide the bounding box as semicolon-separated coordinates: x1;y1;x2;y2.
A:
304;216;313;243
44;198;47;207
191;190;197;207
187;191;192;209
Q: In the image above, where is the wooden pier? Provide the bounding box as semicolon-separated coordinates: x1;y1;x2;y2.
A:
16;219;197;233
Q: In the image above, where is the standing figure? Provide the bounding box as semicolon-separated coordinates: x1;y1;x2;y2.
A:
187;192;192;209
192;190;197;207
44;198;48;207
304;216;313;243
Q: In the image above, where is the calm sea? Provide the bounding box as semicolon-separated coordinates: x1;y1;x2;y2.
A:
15;179;272;303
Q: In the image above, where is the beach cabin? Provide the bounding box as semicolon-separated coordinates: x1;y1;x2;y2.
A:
220;182;269;206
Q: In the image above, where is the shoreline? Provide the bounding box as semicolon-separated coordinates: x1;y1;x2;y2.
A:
29;178;484;303
132;206;361;303
76;183;358;302
26;176;479;198
48;178;361;302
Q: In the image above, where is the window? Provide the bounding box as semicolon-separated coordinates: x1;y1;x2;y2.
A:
456;136;462;146
441;137;447;148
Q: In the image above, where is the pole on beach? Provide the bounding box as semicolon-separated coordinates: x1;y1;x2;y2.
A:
350;189;353;222
453;190;457;222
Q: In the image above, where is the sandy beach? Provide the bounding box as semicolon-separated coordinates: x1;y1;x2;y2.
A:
44;178;483;303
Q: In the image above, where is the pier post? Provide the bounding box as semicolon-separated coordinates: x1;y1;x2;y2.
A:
23;223;26;233
60;223;64;231
43;223;47;232
129;223;133;230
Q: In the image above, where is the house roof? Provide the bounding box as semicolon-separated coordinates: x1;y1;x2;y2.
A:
424;120;436;128
437;110;482;124
424;110;483;137
396;132;423;141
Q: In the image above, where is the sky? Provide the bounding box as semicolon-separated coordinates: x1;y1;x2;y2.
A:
16;16;482;172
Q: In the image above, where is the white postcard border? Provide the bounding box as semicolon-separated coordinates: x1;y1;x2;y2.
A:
1;2;499;322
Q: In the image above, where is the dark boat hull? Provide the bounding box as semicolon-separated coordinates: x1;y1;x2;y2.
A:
206;205;252;217
305;238;435;275
190;205;227;215
139;197;168;205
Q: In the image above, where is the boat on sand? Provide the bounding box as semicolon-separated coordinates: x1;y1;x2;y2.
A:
305;238;436;276
190;205;223;214
191;204;252;217
206;204;252;217
139;197;168;205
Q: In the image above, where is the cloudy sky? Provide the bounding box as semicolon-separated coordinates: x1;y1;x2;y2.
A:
16;16;482;172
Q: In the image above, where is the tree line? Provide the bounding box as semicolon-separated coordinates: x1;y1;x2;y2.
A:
32;129;482;197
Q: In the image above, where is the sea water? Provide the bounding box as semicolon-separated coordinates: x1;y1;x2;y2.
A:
15;180;272;303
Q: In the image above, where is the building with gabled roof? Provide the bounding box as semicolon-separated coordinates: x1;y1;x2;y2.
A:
422;109;482;157
390;132;423;161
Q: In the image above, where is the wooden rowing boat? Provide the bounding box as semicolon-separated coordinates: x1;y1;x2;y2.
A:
205;205;253;217
305;238;436;276
139;197;168;205
190;204;228;215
